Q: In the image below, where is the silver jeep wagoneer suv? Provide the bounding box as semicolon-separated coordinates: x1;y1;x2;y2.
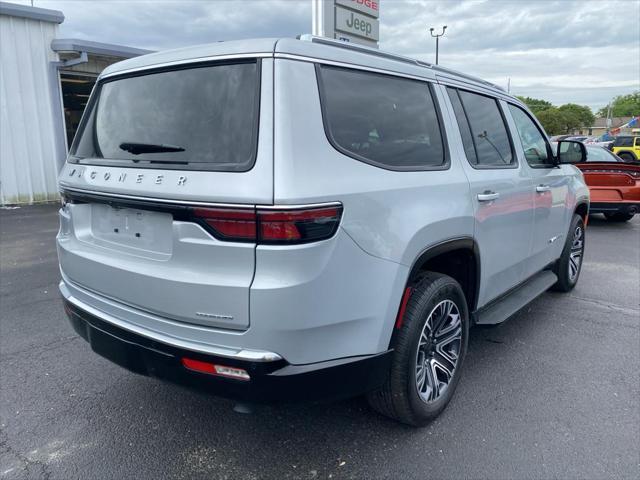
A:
57;36;589;426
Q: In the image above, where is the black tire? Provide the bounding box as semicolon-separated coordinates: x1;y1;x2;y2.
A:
367;272;469;426
552;214;585;292
618;152;636;162
604;212;634;222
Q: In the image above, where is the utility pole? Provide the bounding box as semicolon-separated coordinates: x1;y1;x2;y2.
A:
429;25;447;65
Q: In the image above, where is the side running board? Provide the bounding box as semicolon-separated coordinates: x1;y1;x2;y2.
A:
474;270;558;325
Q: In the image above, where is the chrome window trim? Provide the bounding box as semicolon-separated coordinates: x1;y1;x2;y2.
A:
274;52;433;83
100;52;274;80
59;186;341;210
436;75;513;103
274;54;514;103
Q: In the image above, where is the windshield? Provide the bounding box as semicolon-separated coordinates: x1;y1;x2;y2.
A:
71;60;260;172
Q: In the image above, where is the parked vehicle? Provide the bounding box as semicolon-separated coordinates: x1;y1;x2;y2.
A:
575;145;640;222
609;135;640;162
549;134;574;142
57;36;590;426
565;135;589;142
590;140;614;149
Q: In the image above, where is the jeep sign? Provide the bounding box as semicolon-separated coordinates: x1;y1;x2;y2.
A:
312;0;380;48
335;7;379;41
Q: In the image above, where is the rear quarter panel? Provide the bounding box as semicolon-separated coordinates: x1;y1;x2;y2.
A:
269;59;474;354
273;59;474;265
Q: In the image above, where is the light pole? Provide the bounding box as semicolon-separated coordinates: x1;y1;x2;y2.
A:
429;25;447;65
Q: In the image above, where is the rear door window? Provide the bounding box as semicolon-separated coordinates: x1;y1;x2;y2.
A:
446;88;478;165
71;60;261;172
316;65;447;170
447;88;514;168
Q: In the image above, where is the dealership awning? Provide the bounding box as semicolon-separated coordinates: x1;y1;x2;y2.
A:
51;38;153;59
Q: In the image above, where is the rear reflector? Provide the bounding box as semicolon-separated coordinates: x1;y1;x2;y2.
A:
181;358;250;381
191;204;342;245
395;287;413;329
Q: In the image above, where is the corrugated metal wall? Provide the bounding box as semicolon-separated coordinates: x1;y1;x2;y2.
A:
1;14;62;205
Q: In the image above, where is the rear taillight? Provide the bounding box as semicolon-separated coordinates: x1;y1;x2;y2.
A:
259;207;342;243
191;204;343;244
192;208;257;241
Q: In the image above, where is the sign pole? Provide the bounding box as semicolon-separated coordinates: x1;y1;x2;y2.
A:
312;0;334;38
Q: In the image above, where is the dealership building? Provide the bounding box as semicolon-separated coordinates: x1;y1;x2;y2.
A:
0;1;151;205
1;0;382;205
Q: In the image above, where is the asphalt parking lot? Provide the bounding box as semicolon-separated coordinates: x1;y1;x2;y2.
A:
1;204;638;480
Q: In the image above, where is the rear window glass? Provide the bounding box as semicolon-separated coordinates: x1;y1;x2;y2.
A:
586;147;620;162
316;65;446;170
71;61;260;172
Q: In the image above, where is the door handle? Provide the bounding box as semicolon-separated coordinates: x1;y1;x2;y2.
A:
536;184;551;193
477;191;500;202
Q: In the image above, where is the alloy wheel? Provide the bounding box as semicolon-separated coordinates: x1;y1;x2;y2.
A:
415;299;462;403
568;224;584;282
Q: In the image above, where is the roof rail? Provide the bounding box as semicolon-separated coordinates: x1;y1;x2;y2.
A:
299;34;433;69
433;65;506;92
298;34;505;93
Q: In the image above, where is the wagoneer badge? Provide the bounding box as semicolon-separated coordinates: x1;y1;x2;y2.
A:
68;167;187;186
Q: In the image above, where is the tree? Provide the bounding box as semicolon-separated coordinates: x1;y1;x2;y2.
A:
558;103;595;131
516;96;553;115
597;92;640;117
536;108;567;135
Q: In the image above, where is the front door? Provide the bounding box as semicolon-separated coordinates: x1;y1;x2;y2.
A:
442;86;534;308
505;103;570;278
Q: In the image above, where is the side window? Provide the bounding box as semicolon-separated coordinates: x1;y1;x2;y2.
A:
447;88;514;167
316;65;446;170
634;137;640;147
457;90;514;167
446;88;478;164
508;104;552;167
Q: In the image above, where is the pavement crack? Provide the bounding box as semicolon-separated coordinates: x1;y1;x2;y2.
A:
0;430;53;480
0;335;79;361
566;294;640;317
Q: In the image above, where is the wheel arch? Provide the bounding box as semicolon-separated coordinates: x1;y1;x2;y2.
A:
406;237;481;313
617;149;638;160
574;201;589;222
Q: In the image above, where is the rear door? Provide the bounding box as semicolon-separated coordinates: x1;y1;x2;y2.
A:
443;86;533;307
58;58;274;330
505;103;570;277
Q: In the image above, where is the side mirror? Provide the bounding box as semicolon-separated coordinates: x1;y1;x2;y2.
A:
556;140;587;164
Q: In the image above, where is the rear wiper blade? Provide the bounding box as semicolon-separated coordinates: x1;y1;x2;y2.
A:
119;142;185;155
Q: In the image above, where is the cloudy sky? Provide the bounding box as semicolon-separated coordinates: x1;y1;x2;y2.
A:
15;0;640;112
